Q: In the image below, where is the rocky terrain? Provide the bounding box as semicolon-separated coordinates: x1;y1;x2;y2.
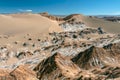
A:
97;16;120;23
0;13;120;80
39;12;64;21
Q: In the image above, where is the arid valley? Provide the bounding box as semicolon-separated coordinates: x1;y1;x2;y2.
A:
0;12;120;80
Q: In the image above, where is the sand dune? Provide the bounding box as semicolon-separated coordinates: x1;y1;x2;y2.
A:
0;13;62;35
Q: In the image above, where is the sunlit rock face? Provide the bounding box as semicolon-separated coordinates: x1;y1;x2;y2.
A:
0;65;38;80
72;43;120;69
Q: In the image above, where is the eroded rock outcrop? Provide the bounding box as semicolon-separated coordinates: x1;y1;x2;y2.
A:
0;65;38;80
34;53;96;80
72;42;120;70
40;12;64;21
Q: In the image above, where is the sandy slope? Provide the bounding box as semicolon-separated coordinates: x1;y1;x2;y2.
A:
0;13;62;35
64;14;120;34
83;16;120;34
0;13;63;51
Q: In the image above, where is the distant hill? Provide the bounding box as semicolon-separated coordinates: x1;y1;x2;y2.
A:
63;14;120;34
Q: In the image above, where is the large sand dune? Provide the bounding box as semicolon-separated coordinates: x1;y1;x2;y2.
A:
0;13;62;35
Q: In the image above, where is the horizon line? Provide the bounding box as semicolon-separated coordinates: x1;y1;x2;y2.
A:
0;12;120;16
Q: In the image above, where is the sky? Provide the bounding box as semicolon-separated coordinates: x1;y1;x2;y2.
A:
0;0;120;15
